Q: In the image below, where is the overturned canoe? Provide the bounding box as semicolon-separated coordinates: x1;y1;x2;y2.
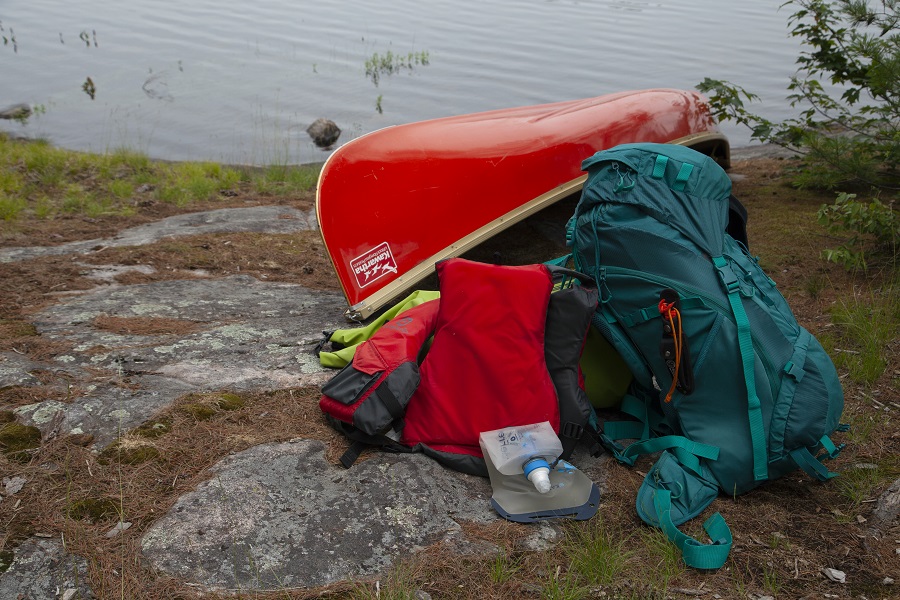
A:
316;88;729;320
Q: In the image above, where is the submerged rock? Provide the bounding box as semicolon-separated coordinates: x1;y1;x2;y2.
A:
306;118;341;148
0;103;31;120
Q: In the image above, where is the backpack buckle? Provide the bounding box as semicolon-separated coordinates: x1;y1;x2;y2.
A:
713;258;740;293
561;421;584;441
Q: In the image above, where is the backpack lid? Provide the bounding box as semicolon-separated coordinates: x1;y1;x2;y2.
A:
580;143;733;258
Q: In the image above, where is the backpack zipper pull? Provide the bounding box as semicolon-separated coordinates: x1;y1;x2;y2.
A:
612;161;635;192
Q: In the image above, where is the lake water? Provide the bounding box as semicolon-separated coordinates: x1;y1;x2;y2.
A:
1;0;803;166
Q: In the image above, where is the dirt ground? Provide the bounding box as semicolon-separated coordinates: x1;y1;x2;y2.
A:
0;153;898;599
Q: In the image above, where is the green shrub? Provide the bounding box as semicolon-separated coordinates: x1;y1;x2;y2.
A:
817;192;898;269
698;0;900;191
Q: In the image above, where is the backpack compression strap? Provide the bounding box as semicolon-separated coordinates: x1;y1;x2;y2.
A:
652;490;733;570
713;256;767;481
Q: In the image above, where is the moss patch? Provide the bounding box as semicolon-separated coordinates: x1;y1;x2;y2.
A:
0;422;42;458
67;497;120;522
98;439;161;465
132;418;172;439
0;549;13;574
0;319;38;337
180;403;217;421
217;392;245;411
0;410;16;424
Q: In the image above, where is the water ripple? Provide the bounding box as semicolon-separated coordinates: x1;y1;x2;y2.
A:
1;0;800;164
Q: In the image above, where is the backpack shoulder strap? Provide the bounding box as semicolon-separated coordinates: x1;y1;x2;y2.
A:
545;264;601;457
713;255;768;482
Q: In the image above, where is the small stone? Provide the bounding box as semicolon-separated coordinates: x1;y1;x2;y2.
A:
62;590;77;600
105;521;132;538
822;567;847;583
3;476;26;496
883;577;894;585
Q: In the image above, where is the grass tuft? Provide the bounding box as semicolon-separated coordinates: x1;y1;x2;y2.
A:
0;133;320;228
825;276;900;384
564;517;632;586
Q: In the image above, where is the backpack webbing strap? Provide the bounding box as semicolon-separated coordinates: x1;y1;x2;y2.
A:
673;162;694;192
602;420;645;443
620;435;720;476
790;447;839;481
652;490;733;570
652;154;668;179
650;153;693;192
340;441;368;469
375;385;406;424
599;392;654;465
713;256;767;481
620;297;708;328
601;392;677;466
819;434;845;459
619;393;653;438
790;435;843;481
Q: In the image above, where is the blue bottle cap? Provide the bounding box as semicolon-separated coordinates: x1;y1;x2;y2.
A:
522;457;550;477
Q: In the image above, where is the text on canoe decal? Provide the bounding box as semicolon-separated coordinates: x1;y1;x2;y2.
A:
350;242;398;288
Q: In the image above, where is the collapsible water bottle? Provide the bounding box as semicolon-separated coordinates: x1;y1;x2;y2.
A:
479;421;563;493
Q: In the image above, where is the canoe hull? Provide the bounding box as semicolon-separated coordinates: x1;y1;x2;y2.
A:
316;88;729;320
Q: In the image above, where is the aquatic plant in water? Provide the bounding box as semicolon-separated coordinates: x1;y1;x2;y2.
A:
365;50;430;86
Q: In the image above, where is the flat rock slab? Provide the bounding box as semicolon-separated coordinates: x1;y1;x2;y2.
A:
0;351;43;387
1;202;613;595
0;538;94;600
141;438;583;592
14;275;346;447
15;378;196;448
0;205;317;263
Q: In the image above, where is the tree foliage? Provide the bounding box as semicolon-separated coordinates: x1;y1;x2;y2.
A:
698;0;898;269
698;0;900;191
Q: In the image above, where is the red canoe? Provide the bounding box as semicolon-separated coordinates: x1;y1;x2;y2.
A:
316;88;730;320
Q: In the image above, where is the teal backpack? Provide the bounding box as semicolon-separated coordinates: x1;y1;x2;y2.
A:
565;143;845;569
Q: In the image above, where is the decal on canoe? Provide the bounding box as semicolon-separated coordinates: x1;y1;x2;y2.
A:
350;242;398;289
